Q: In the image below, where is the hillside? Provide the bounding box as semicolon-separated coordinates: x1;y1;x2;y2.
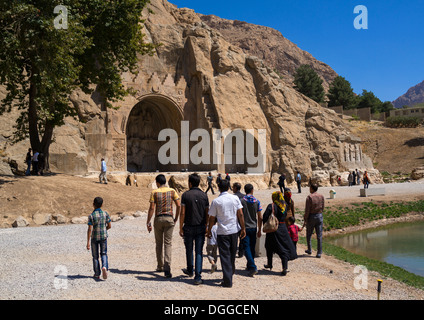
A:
348;120;424;175
392;80;424;108
199;14;338;91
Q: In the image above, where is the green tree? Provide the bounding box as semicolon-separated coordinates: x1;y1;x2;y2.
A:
327;76;356;109
293;64;325;103
0;0;155;169
380;101;395;113
357;90;383;114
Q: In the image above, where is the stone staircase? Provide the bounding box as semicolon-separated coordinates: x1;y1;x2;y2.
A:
202;93;219;129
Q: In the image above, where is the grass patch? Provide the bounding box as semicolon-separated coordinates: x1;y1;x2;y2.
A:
379;171;411;183
296;200;424;290
323;200;424;231
294;200;424;231
298;237;424;291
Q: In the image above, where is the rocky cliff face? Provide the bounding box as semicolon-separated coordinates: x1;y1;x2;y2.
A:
0;0;381;186
392;80;424;108
199;14;338;91
142;0;378;184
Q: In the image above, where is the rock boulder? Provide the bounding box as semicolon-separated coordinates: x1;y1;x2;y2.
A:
12;216;29;228
411;167;424;180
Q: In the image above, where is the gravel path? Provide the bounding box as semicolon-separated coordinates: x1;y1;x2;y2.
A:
1;211;423;300
253;180;424;212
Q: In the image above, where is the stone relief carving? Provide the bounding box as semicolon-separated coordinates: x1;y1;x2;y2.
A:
127;108;157;140
343;142;363;164
112;138;126;171
356;144;362;162
108;72;188;172
111;110;127;134
350;144;356;162
132;72;187;109
344;143;350;162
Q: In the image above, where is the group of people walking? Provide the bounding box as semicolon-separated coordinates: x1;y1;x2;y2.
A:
348;169;371;188
87;173;325;288
347;169;361;187
204;172;231;195
277;172;302;194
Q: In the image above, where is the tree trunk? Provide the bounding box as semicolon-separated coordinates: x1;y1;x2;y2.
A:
40;120;54;172
28;67;54;173
28;75;41;153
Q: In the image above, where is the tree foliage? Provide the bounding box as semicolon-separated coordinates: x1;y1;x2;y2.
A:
326;74;395;114
356;90;394;114
356;90;382;113
0;0;155;168
327;76;356;109
293;64;325;103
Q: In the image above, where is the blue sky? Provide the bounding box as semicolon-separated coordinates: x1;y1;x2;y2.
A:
169;0;424;102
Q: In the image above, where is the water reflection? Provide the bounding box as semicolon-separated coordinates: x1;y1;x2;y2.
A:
329;221;424;277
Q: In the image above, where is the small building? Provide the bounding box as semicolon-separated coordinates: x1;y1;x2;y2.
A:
390;106;424;119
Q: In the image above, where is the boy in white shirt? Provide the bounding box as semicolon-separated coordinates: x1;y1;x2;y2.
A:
206;223;218;273
99;158;107;184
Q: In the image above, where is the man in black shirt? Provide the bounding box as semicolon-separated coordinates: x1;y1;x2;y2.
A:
277;173;286;192
232;182;244;199
179;173;209;285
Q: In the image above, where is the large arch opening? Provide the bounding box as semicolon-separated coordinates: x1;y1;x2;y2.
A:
223;129;266;174
126;95;183;172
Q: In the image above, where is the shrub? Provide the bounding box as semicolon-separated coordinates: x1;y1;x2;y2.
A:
385;116;422;128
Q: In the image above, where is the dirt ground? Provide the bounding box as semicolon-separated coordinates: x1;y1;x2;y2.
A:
1;172;423;228
0;173;152;227
1;173;424;300
348;121;424;174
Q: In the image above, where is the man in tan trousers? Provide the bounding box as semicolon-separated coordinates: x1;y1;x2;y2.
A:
146;174;181;278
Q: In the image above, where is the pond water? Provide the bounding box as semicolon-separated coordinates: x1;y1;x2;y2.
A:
328;220;424;277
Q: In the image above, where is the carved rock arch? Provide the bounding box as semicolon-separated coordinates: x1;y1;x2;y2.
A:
125;94;183;172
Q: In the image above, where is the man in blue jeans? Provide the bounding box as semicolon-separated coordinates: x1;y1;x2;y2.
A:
87;197;111;280
179;173;209;285
296;171;302;193
303;184;325;258
240;184;262;277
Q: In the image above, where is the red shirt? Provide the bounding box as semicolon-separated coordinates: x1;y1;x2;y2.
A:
288;224;300;242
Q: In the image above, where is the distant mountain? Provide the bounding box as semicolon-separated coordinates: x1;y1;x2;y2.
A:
392;80;424;108
199;14;338;91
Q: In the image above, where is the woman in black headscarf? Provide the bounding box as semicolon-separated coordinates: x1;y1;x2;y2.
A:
262;191;297;275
